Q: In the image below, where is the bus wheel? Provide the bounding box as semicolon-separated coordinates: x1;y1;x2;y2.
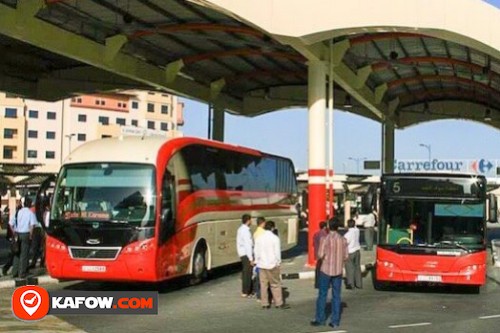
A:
190;244;207;285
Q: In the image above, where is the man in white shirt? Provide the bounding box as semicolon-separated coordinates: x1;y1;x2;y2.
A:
237;214;254;297
363;211;377;251
254;221;290;309
344;219;362;289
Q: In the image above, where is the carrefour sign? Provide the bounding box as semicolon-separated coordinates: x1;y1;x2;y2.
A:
394;159;497;175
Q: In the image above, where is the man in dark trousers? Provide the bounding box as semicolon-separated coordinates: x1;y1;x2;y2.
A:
9;197;37;279
236;214;254;297
1;206;15;276
313;221;328;288
311;219;348;328
344;218;362;289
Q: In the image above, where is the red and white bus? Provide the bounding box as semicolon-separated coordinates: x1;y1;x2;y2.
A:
41;136;298;283
374;173;497;292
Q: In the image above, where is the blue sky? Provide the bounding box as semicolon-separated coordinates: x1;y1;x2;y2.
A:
181;0;500;173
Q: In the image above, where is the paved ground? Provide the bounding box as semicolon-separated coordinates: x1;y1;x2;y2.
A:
0;228;500;333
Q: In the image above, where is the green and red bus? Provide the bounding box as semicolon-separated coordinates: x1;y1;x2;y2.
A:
40;136;298;283
375;173;497;291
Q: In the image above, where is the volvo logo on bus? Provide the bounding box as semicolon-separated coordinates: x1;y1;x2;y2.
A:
86;238;101;245
92;222;100;229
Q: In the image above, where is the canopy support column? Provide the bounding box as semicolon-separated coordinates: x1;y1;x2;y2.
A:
382;119;395;173
307;60;327;266
212;104;225;142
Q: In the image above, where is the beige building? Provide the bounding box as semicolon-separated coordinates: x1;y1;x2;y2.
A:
1;90;184;209
1;90;184;167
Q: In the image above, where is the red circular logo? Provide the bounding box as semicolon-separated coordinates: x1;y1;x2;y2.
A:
12;286;49;321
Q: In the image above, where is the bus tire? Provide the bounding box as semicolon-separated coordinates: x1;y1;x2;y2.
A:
190;243;208;285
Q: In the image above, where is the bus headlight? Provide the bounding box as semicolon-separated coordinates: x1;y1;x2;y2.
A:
380;261;395;269
460;264;484;274
123;238;154;254
47;238;67;252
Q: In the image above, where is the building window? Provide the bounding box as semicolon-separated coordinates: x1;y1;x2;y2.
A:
132;101;139;109
78;114;87;122
46;131;56;139
161;104;169;114
101;135;111;139
116;118;126;126
77;98;82;103
4;128;16;139
5;108;17;118
3;146;14;159
46;151;55;159
123;103;127;108
29;110;39;118
162;93;169;97
148;92;155;95
147;121;155;129
98;116;109;125
77;133;86;141
147;103;155;112
27;150;37;158
47;111;56;120
161;122;168;131
131;120;138;126
28;130;38;138
95;100;100;105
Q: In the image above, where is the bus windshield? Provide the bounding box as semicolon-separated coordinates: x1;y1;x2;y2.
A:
380;199;485;250
51;163;156;227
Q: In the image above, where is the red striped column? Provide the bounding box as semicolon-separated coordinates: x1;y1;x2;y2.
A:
307;60;327;266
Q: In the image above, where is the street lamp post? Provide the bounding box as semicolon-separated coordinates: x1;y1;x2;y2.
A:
348;157;367;174
419;143;431;161
65;133;76;154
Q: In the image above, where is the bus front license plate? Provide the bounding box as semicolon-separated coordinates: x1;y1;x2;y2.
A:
417;275;442;282
82;265;106;273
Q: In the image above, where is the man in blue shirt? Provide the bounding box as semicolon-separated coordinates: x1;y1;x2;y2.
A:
9;197;38;279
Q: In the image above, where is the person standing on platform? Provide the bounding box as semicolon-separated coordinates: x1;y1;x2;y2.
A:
253;216;266;300
9;197;37;279
311;219;348;328
254;220;289;309
237;214;254;298
363;210;377;251
344;218;362;289
313;221;329;288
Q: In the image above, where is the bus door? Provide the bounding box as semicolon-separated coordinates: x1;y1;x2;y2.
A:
35;174;57;230
158;158;178;279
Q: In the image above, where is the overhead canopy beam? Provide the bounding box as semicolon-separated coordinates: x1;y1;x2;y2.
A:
0;2;243;111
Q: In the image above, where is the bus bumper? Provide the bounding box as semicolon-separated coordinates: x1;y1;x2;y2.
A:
45;237;158;282
375;247;486;286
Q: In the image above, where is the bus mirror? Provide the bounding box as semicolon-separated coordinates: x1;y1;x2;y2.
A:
488;194;498;223
161;208;171;224
361;184;378;214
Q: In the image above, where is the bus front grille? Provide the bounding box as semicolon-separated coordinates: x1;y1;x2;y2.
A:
69;247;121;260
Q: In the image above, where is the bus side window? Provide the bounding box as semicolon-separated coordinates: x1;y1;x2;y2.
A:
160;170;176;242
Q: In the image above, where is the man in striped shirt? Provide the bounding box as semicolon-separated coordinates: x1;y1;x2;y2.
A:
311;218;348;328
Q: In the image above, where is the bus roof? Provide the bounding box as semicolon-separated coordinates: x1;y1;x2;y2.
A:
64;136;167;165
382;173;486;180
62;136;284;167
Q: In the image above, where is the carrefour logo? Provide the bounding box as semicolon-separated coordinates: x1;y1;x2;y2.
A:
394;159;495;174
470;159;493;173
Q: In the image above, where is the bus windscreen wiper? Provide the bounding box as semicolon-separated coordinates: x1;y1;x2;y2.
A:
434;241;470;253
